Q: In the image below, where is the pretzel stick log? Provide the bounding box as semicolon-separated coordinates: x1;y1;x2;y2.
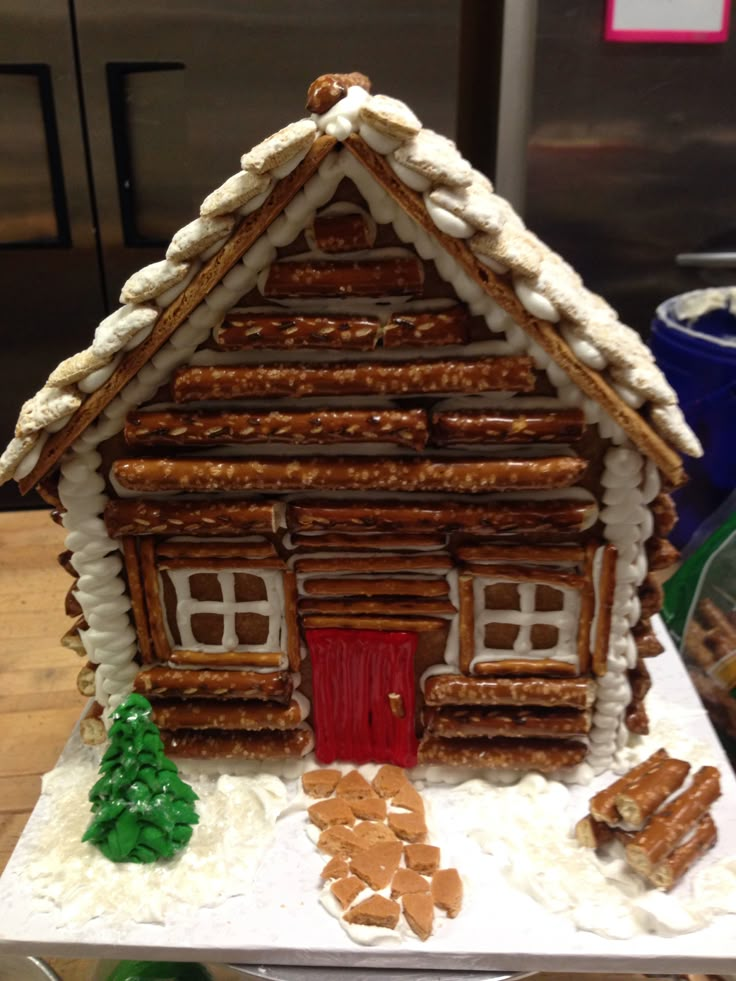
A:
312;212;376;253
624;700;650;735
61;618;87;657
651;492;678;537
615;758;691;829
121;536;155;664
302;576;448;598
263;257;424;298
124;408;428;450
432;408;586;445
298;597;456;616
65;585;82;618
214;314;380;351
384;306;470;348
80;701;106;746
473;658;578;678
646;537;681;571
172;357;536;401
113;456;588;495
302;614;447;633
575;815;634;849
287;499;595;535
161;726;314;759
628;657;652;702
284;569;301;672
649;814;718;891
156;540;277;561
134;667;293;703
417;735;587;771
633;618;665;658
625;766;722;875
77;662;97;697
424;705;591;738
639;574;665;619
292;531;448;551
423;673;595;709
462;562;585;590
456;543;586;563
57;549;77;577
167;650;283;668
294;554;452;574
593;544;617;676
105;499;279;537
150;697;306;731
589;748;669;824
458;574;475;674
575;815;615;849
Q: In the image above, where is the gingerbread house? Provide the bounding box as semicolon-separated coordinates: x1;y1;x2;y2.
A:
0;73;701;778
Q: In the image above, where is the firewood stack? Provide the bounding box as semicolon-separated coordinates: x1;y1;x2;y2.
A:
575;748;721;891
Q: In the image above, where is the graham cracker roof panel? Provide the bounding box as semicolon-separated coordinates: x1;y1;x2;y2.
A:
1;74;700;492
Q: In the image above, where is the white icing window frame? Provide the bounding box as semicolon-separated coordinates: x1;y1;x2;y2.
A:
470;576;582;672
162;566;285;654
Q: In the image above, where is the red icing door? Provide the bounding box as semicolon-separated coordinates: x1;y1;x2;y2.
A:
306;628;418;768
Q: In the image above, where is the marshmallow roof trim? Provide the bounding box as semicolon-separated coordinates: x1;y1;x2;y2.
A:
0;85;701;491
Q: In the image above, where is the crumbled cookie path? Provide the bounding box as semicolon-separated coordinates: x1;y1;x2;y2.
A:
302;764;463;941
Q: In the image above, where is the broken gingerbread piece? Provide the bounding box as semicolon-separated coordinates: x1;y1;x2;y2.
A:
388;810;427;843
354;820;399;848
320;856;349;880
402;891;435;941
317;825;367;859
308;797;356;830
372;764;409;798
391;782;425;815
391;867;430;899
348;796;387;822
302;768;342;798
336;770;377;800
344;894;400;930
350;841;403;890
330;875;366;910
404;843;440;874
431;868;463;918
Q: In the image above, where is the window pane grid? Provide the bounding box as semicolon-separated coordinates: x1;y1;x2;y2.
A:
472;576;581;668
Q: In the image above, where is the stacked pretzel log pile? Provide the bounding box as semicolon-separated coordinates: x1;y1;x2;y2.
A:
576;748;721;890
303;765;462;940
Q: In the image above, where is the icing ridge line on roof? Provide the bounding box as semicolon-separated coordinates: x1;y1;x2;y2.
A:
0;78;700;491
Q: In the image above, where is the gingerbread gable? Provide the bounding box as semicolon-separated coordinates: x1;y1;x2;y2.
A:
0;74;694;776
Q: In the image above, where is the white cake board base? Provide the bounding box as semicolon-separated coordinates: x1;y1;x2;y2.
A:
1;619;735;974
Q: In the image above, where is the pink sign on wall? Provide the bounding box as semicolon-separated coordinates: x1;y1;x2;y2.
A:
605;0;731;43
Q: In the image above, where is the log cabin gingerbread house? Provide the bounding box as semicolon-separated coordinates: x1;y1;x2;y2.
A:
0;74;701;778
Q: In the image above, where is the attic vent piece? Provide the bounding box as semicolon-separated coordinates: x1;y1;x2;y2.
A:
262;257;424;298
312;212;376;253
306;72;372;114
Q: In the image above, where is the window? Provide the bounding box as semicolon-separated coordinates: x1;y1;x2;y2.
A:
160;567;285;653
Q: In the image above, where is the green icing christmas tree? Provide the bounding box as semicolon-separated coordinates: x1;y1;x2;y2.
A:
82;693;199;863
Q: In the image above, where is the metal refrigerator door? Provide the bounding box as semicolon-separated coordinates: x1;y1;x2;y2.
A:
496;0;736;332
0;0;105;508
72;0;462;304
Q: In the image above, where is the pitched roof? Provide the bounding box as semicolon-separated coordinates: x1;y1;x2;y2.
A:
0;73;700;492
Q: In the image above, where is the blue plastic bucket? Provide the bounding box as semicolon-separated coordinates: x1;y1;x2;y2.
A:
651;288;736;547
